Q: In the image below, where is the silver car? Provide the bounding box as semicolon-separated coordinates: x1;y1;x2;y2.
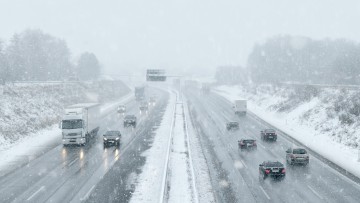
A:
286;147;309;165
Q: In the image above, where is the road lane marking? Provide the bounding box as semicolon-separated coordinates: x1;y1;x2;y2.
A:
259;186;270;200
26;186;45;201
240;159;248;169
307;185;323;200
67;158;79;167
81;185;95;201
257;143;266;149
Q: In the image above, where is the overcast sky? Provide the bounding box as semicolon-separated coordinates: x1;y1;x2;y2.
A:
1;0;360;76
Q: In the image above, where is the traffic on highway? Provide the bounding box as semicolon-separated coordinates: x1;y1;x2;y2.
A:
1;1;360;203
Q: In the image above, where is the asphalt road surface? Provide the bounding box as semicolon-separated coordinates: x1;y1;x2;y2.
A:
0;88;168;203
185;88;360;203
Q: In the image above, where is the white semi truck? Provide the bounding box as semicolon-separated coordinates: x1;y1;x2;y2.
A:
233;100;247;116
61;103;100;146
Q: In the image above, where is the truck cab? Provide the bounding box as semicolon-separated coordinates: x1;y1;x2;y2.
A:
61;103;100;146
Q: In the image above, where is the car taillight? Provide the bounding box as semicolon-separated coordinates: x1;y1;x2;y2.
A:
281;168;286;174
290;154;295;159
265;169;270;174
306;156;309;159
253;141;257;146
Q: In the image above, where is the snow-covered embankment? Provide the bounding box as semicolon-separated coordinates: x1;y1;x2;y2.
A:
214;85;360;179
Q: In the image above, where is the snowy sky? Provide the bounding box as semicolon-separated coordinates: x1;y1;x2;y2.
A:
1;0;360;75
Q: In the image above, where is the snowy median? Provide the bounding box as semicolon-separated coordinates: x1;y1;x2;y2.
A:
131;89;214;203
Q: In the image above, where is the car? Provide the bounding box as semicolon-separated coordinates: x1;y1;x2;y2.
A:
259;161;286;181
226;121;239;131
124;115;137;127
238;139;257;151
117;105;126;113
139;101;149;111
103;130;121;146
261;129;277;141
286;147;309;165
149;96;156;106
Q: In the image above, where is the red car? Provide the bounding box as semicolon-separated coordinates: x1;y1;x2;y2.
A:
238;139;257;151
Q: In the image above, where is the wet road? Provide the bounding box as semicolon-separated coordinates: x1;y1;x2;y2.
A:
0;88;168;203
186;88;360;203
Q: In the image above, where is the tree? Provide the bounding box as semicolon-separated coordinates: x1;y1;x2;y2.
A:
247;35;360;85
76;52;101;80
6;29;73;81
0;40;7;84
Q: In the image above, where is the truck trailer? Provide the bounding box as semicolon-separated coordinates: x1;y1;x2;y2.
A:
61;103;100;146
135;86;146;101
233;100;247;116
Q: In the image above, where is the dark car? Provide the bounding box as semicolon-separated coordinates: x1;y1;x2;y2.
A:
117;105;126;114
103;130;121;146
149;96;156;106
124;115;137;127
261;129;277;141
259;161;286;181
286;147;309;165
226;122;239;131
238;139;257;151
139;101;149;111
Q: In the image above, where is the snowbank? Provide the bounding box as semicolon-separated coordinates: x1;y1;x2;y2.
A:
130;89;176;203
214;85;360;179
0;81;130;150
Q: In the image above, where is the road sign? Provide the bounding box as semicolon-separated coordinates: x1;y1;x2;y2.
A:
146;69;166;81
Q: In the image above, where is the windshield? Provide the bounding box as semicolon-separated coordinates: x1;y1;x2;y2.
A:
62;120;83;129
293;149;307;154
104;131;120;136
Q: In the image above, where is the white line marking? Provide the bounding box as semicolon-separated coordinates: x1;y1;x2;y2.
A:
240;159;248;169
68;158;79;167
307;185;323;200
27;186;45;201
81;185;95;201
259;186;270;200
159;97;177;203
257;143;266;149
183;102;199;203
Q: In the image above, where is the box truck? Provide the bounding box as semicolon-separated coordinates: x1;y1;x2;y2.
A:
61;103;100;146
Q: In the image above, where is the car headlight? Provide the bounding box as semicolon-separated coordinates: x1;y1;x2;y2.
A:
103;137;107;140
116;137;120;140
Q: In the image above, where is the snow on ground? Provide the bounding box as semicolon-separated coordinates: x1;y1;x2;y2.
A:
184;101;216;203
130;89;176;203
0;82;131;177
214;85;360;179
168;103;194;203
131;88;214;203
0;81;130;149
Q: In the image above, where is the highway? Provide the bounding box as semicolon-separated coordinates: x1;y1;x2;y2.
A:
2;85;360;203
185;88;360;203
0;88;168;203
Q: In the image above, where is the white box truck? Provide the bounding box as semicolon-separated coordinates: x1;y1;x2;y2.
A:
61;103;100;146
234;100;247;116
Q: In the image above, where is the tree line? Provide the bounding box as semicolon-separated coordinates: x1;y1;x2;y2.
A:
216;35;360;85
0;29;101;83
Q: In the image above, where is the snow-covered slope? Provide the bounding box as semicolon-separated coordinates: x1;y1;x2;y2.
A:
214;85;360;178
0;81;130;150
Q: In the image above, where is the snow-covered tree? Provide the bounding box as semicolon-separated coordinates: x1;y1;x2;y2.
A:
76;52;101;80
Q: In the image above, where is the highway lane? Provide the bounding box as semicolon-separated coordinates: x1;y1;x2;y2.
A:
85;91;169;202
0;88;167;203
186;88;360;203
